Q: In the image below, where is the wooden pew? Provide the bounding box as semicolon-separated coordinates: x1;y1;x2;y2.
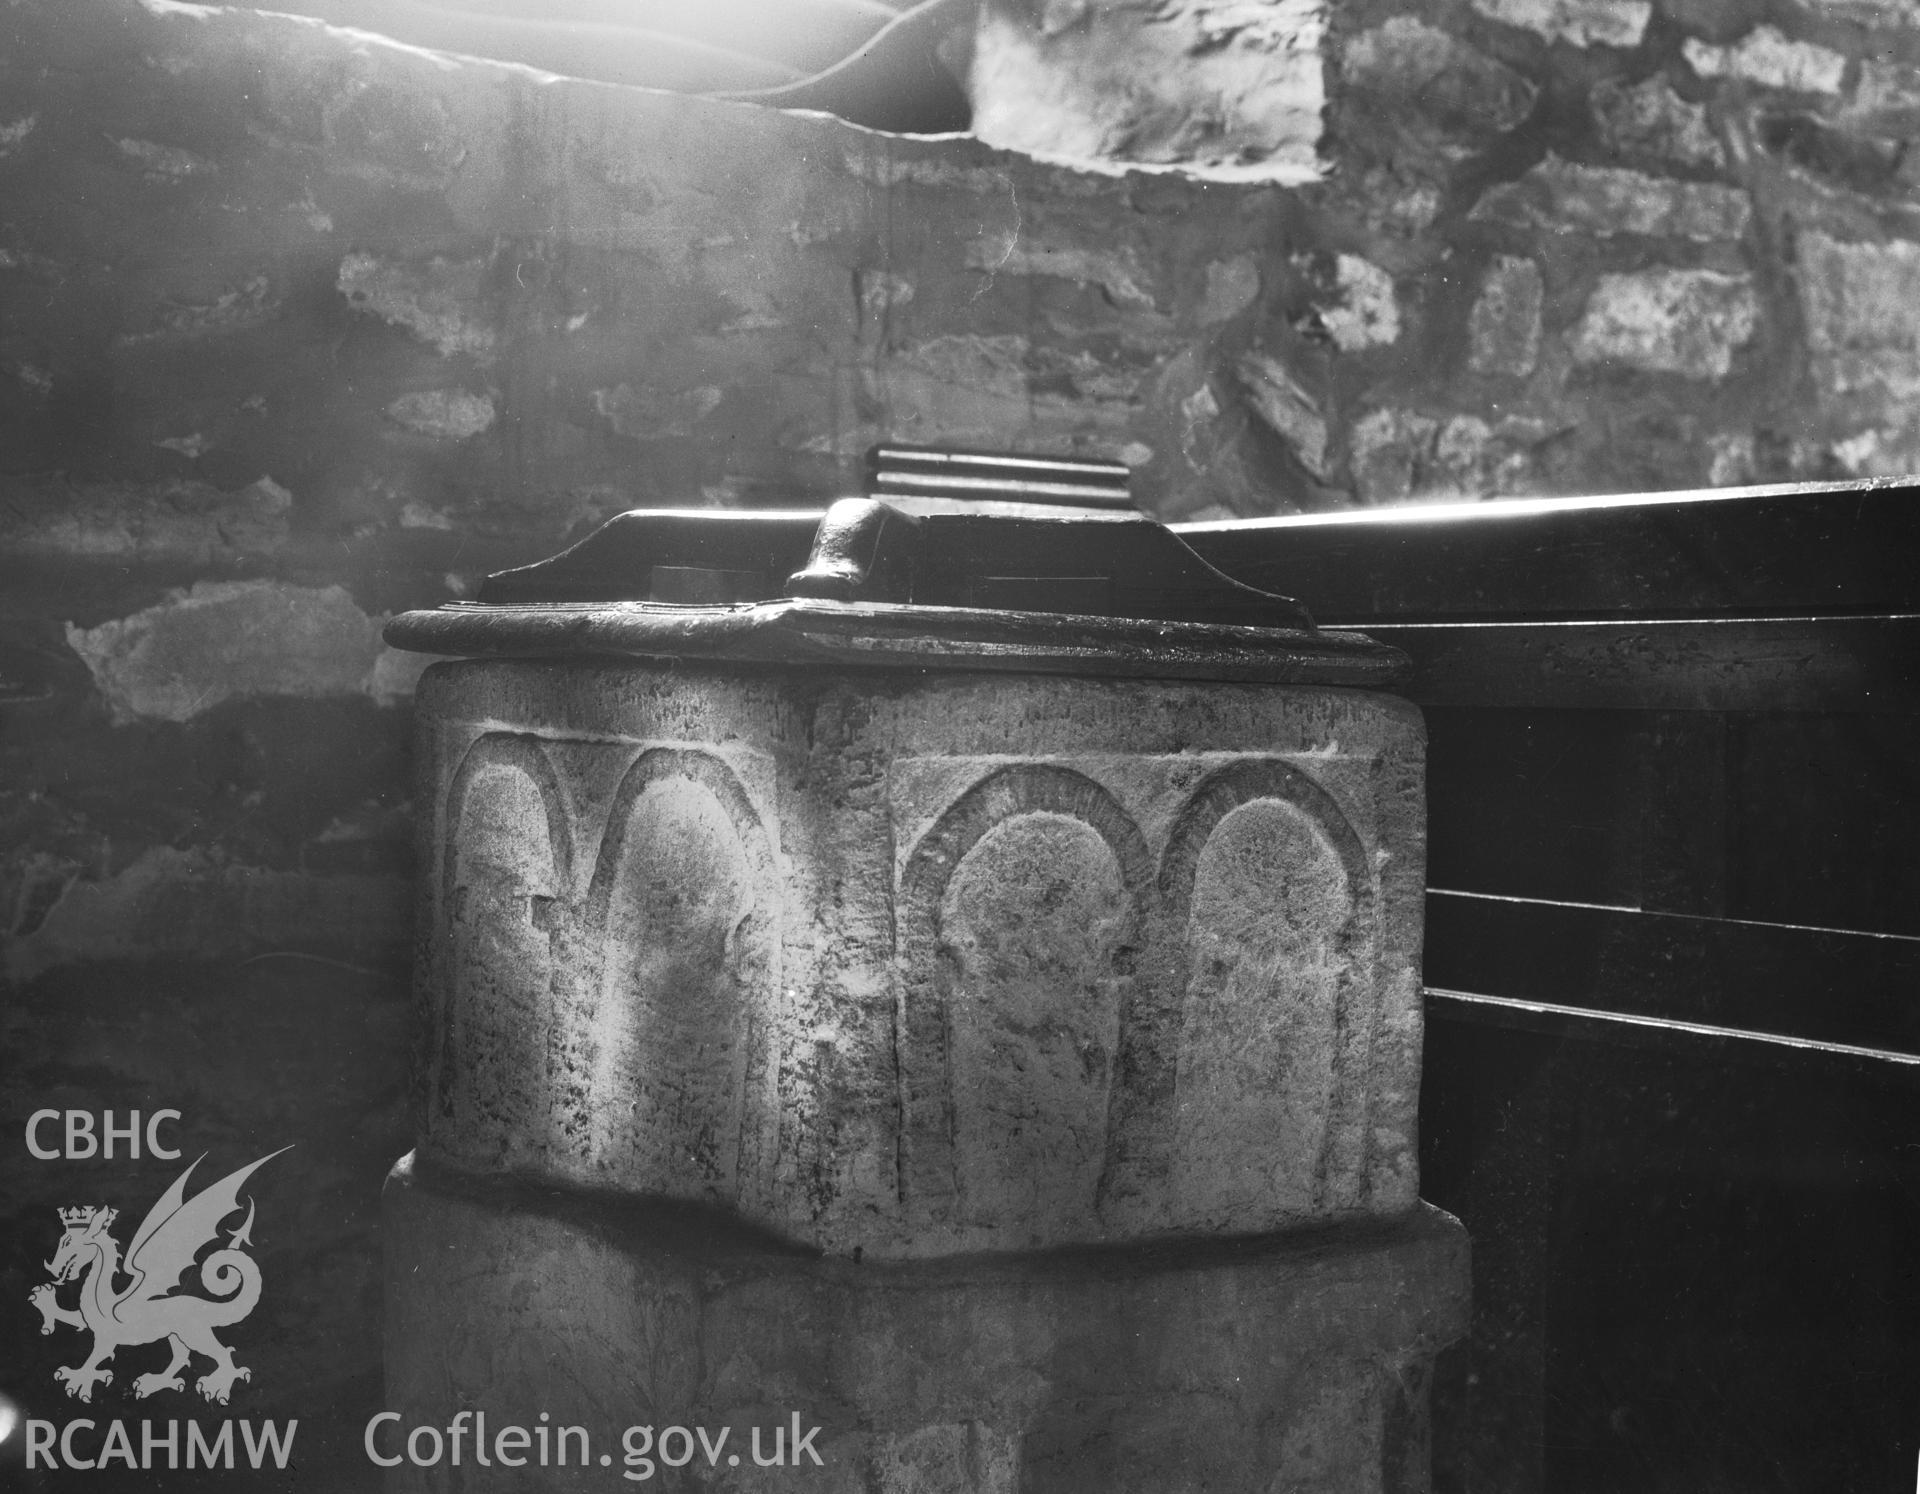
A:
1182;478;1920;1493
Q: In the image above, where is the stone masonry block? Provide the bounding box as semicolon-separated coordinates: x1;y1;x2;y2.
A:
1472;156;1751;242
1683;27;1846;94
1236;351;1330;476
1320;255;1402;352
1589;75;1725;168
1570;268;1758;377
1469;0;1651;48
1796;231;1920;409
384;1158;1470;1494
41;0;1301;519
409;661;1427;1259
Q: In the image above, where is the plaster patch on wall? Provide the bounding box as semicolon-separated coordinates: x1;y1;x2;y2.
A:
65;581;393;723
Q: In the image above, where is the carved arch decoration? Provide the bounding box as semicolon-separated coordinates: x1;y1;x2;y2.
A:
1101;758;1379;1226
435;732;578;1166
578;746;781;1208
895;763;1152;1237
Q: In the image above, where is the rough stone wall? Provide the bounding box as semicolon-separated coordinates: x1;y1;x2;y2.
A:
1319;0;1920;498
4;0;1914;1478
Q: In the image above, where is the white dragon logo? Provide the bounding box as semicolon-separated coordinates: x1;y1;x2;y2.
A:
28;1147;290;1405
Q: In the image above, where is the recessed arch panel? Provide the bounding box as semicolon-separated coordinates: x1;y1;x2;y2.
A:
437;732;576;1169
897;763;1150;1239
580;747;779;1205
1119;759;1379;1225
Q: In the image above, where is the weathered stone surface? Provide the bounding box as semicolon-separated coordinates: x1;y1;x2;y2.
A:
411;661;1427;1257
0;0;1324;519
1796;231;1920;408
65;580;395;722
1589;75;1725;168
1344;18;1538;138
1472;156;1752;241
1683;28;1847;93
1469;0;1650;48
17;0;1824;529
1467;256;1544;376
385;1160;1470;1494
1570;268;1759;378
967;0;1327;182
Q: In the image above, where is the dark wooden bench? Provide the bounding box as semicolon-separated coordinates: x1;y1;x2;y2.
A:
1182;479;1920;1493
